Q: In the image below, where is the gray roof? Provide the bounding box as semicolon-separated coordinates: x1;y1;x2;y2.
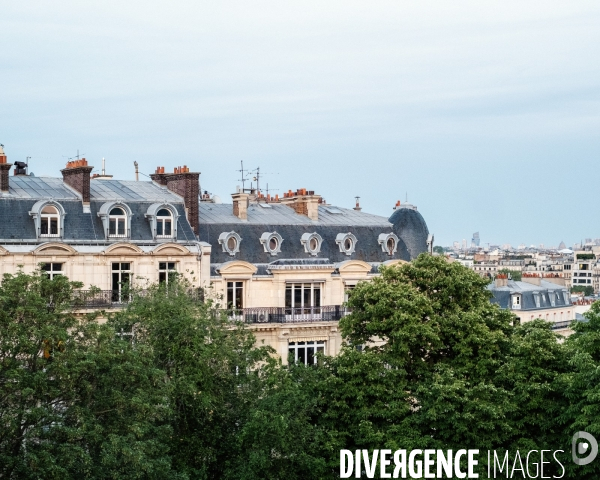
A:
200;203;391;226
199;202;429;265
488;280;572;311
0;176;195;244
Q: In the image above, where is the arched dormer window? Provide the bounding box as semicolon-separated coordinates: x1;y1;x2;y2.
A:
156;209;172;237
145;203;179;240
29;201;66;239
98;202;133;239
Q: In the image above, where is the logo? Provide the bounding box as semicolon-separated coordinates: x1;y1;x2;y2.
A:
572;432;598;466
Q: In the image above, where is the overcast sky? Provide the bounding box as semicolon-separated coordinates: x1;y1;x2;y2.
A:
1;1;599;248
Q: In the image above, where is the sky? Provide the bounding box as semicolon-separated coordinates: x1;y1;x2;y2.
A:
1;1;599;248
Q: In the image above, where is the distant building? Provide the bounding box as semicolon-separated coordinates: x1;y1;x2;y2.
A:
471;232;480;247
558;241;566;250
488;275;574;334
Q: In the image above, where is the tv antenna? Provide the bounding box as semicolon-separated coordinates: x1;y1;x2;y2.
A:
237;161;279;194
67;149;85;161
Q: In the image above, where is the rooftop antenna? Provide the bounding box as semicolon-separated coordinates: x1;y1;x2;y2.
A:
102;158;106;176
67;150;85;161
134;161;139;181
237;160;247;192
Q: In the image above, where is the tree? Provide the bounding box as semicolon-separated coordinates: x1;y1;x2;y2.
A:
433;245;445;255
111;277;273;479
572;285;594;297
497;268;522;281
0;269;177;479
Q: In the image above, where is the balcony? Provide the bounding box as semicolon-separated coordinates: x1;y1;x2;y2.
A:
70;291;348;324
228;306;349;324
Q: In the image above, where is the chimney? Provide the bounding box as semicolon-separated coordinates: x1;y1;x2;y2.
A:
280;188;321;221
353;196;361;211
495;274;508;288
164;166;200;234
0;145;11;193
61;159;93;204
231;192;249;220
150;166;168;185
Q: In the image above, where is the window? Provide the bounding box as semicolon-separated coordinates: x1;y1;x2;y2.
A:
40;205;60;237
336;233;357;256
285;283;321;319
288;340;325;365
378;233;399;256
159;262;177;284
156;209;173;237
533;293;540;308
549;292;556;307
219;232;242;256
260;232;283;256
512;295;521;309
112;262;131;303
108;207;127;237
41;263;64;280
344;284;356;303
301;232;323;256
227;281;244;310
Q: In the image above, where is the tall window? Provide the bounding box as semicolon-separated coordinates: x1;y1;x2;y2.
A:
41;263;64;280
109;207;127;237
40;205;60;237
156;209;173;237
288;341;325;365
159;262;177;284
112;262;131;303
227;281;244;310
285;283;321;318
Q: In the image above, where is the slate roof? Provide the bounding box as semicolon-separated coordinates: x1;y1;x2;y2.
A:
488;280;571;311
199;203;429;265
0;176;195;243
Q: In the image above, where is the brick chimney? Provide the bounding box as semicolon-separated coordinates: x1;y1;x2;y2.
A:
0;145;11;193
231;192;249;220
280;189;321;221
521;273;541;286
495;274;508;287
61;159;93;204
163;166;200;234
150;166;168;186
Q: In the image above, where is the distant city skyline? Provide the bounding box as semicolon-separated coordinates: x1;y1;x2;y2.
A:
1;2;599;248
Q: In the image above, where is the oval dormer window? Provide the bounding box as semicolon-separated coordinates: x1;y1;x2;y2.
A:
336;233;357;256
301;232;323;256
378;233;399;256
260;232;283;256
219;231;242;256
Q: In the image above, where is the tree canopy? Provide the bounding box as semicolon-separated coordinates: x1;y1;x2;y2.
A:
2;258;600;478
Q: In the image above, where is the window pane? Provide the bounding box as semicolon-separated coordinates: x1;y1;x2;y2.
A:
118;220;125;235
41;263;51;272
112;263;120;270
112;272;120;290
41;218;48;234
285;286;292;308
157;209;170;217
109;219;116;235
235;284;243;309
159;262;166;270
159;272;166;283
297;346;306;365
304;286;311;308
110;207;124;215
50;219;58;235
164;220;172;235
227;283;234;307
52;263;63;271
307;347;315;365
121;263;130;271
314;287;321;307
157;222;163;236
168;263;176;269
294;285;302;307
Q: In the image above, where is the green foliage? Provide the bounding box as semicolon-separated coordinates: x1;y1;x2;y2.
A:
432;245;445;255
572;285;594;296
497;267;522;281
4;260;600;478
576;253;595;260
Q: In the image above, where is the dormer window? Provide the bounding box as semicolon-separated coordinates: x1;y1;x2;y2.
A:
512;294;521;310
219;231;242;256
145;203;179;240
29;201;66;240
549;292;556;307
98;202;133;240
109;207;127;237
301;232;323;256
336;233;357;256
260;232;283;256
40;205;60;237
378;233;399;256
156;209;173;237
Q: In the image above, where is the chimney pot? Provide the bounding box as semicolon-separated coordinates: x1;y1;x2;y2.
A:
61;160;93;203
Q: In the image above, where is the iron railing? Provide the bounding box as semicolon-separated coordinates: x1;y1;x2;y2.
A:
551;320;572;330
226;306;349;324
